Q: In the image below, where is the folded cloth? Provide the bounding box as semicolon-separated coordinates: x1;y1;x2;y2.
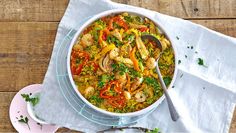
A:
34;0;236;132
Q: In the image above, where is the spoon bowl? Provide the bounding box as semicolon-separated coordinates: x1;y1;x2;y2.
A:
141;34;180;121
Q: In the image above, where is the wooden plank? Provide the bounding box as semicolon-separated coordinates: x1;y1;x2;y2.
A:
0;22;58;92
0;0;69;22
231;110;236;133
0;0;236;22
0;92;16;132
0;20;236;92
0;92;235;132
115;0;236;19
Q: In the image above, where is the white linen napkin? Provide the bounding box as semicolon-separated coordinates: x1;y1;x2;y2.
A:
34;0;236;132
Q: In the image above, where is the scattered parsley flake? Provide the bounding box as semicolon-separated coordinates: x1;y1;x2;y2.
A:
191;46;194;49
21;94;39;106
185;55;187;58
176;36;179;40
198;58;207;67
187;46;190;49
18;116;30;130
147;128;159;133
37;122;43;130
178;60;181;64
163;76;172;86
180;74;183;78
172;86;175;88
195;51;198;54
203;87;206;90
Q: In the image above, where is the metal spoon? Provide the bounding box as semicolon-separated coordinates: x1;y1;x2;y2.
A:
141;34;180;121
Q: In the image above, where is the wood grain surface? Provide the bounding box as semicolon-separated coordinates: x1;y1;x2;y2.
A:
0;0;235;132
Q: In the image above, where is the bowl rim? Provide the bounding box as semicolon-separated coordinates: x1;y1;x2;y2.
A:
66;9;178;117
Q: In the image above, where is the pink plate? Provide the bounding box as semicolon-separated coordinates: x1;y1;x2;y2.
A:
9;84;59;133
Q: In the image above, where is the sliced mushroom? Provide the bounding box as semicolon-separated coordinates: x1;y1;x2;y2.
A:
99;54;112;73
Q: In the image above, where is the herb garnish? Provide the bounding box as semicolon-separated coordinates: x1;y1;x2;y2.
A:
98;74;114;88
146;128;159;133
163;76;172;86
185;55;187;58
144;77;160;92
178;60;181;64
176;36;179;40
197;58;207;67
21;94;39;106
90;95;103;104
18;116;30;130
112;63;141;78
37;122;43;130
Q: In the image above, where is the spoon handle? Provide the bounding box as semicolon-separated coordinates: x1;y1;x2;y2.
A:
156;64;180;121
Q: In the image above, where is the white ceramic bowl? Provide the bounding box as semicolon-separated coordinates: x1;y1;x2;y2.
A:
67;9;178;117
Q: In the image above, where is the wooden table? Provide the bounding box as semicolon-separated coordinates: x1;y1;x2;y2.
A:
0;0;235;132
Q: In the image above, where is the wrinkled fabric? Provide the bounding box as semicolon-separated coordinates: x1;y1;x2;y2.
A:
34;0;236;132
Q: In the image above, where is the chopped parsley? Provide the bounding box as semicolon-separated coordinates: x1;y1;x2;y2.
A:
185;55;187;58
112;63;141;78
191;46;194;49
90;95;103;104
146;128;159;133
18;116;30;130
178;60;181;64
107;35;123;47
98;74;114;88
198;58;207;67
176;36;179;40
21;94;39;106
124;15;133;22
144;77;160;91
163;76;172;86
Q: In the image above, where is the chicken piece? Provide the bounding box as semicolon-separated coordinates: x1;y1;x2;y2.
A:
146;57;157;69
109;47;119;59
114;57;133;67
124;91;131;100
81;33;93;48
84;86;95;98
115;72;127;85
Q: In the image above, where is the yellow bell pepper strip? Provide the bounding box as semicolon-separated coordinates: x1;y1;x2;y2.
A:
95;43;116;60
130;47;140;71
98;28;109;47
127;29;149;60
